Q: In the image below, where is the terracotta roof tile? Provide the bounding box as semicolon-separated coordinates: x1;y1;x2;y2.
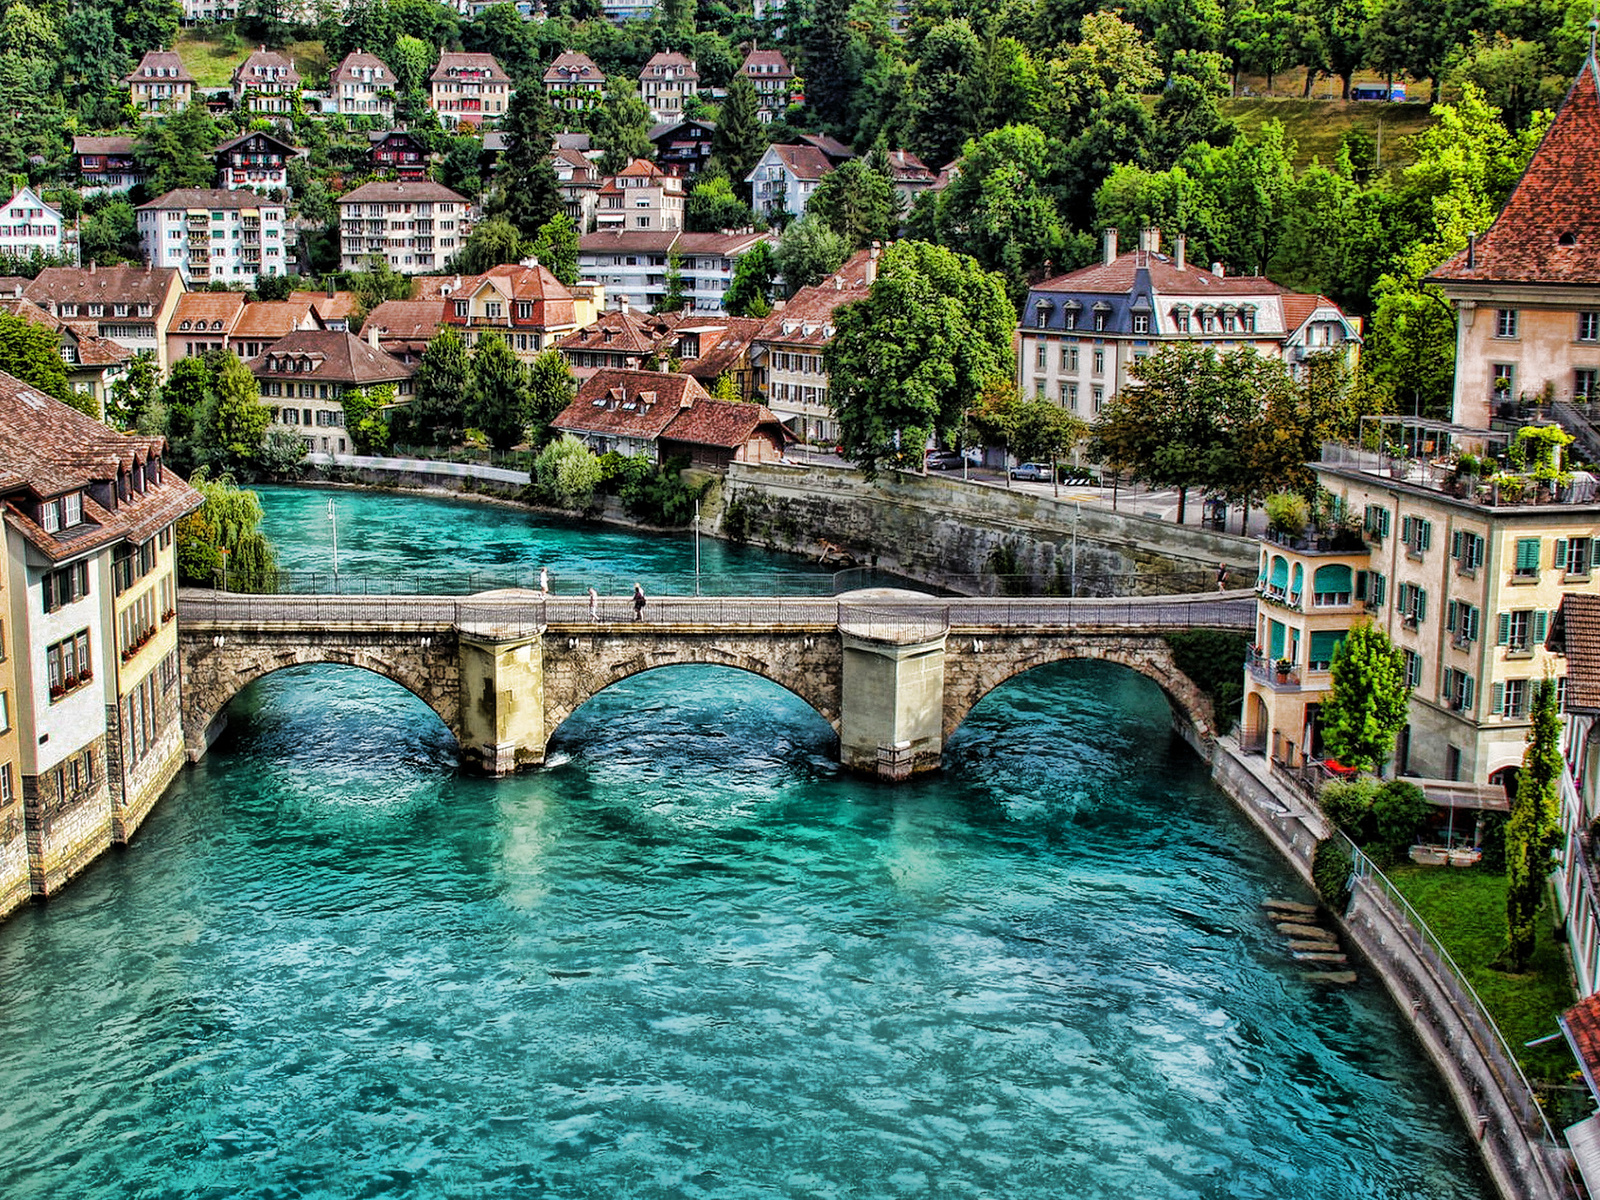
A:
660;398;790;449
25;265;180;309
1556;593;1600;711
168;291;247;332
1563;991;1600;1099
545;51;604;84
554;368;709;440
124;51;194;85
360;300;446;341
232;296;317;340
245;329;413;386
1432;60;1600;285
331;51;394;86
431;52;510;84
338;180;468;205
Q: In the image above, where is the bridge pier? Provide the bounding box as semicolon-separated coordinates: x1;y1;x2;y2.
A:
458;629;547;775
838;604;948;781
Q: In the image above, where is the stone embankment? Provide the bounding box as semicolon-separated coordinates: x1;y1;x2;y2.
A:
1213;738;1578;1200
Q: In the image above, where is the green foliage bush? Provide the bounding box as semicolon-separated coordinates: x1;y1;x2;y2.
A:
1264;491;1309;537
1318;777;1379;839
533;435;603;511
1162;629;1248;734
1312;838;1354;912
1319;777;1433;866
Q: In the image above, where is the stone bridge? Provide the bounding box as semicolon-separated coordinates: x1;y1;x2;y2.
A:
178;589;1255;779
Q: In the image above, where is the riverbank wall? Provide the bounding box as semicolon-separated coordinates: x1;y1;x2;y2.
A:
1211;737;1577;1200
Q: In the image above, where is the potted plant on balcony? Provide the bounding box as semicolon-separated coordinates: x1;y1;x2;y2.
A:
1264;492;1309;543
1275;657;1292;682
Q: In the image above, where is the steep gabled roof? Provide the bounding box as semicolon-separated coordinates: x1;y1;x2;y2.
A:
760;144;832;183
554;368;709;440
556;306;680;355
331;50;395;86
640;51;699;81
232;296;318;340
1555;593;1600;711
661;398;791;449
545;51;604;85
214;130;301;158
360;299;447;342
431;52;511;84
124;50;194;85
245;329;413;385
168;290;248;333
1430;58;1600;286
740;49;793;78
0;300;135;367
233;48;300;89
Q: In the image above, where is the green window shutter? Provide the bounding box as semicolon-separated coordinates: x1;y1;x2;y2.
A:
1309;630;1343;664
1452;530;1463;558
1416;589;1426;623
1517;538;1541;571
1401;515;1413;542
1313;564;1352;595
1381;509;1390;537
1447;600;1459;631
1556;539;1569;568
1498;612;1511;644
1373;573;1386;606
1268;620;1286;660
1420;521;1432;550
1491;682;1504;715
1467;606;1480;641
1464;675;1474;710
1534;610;1549;644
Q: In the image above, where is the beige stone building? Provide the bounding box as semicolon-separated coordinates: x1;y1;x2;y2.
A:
638;52;698;123
1429;60;1600;427
0;481;21;915
125;50;195;114
337;180;469;274
429;53;513;129
0;371;201;917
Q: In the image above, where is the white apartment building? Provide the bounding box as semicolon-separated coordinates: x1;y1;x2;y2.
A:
0;187;66;262
137;189;288;286
328;50;396;124
337;180;469;274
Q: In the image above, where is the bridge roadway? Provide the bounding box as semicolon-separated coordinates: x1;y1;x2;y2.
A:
178;588;1256;777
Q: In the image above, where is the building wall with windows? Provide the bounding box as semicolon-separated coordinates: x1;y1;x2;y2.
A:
137;189;288;288
1444;295;1600;427
0;187;65;261
0;530;23;915
0;373;201;913
337;181;468;274
1248;455;1600;788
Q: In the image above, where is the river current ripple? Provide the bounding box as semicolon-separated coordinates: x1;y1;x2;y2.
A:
0;487;1490;1198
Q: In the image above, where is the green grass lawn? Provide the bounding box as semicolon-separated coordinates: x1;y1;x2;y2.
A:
1221;98;1437;171
176;30;328;92
1386;863;1577;1086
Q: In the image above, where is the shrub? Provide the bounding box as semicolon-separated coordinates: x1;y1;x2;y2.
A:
1319;777;1379;841
1371;779;1432;864
1264;491;1309;537
533;435;603;510
1163;629;1249;735
1312;838;1354;912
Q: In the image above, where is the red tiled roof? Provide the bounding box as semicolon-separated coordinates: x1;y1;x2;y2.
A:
331;51;394;86
545;51;603;84
1557;593;1600;711
431;52;510;84
675;316;763;381
753;249;878;347
74;136;137;156
245;329;414;386
556;307;680;356
169;291;248;332
0;369;200;562
554;368;710;440
640;52;698;80
233;296;316;340
26;265;181;310
740;49;793;77
124;51;194;85
660;398;790;449
1431;60;1600;286
310;291;360;323
1563;991;1600;1100
361;299;447;341
139;188;280;211
767;144;832;182
234;49;300;88
338;180;468;205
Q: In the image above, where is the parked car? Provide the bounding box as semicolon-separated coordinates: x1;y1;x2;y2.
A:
1010;462;1050;481
924;450;965;471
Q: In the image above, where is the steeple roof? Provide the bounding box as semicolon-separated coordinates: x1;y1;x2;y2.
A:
1430;58;1600;286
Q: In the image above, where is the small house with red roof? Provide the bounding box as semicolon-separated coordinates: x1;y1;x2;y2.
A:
232;47;300;116
738;48;795;123
246;329;415;456
1427;56;1600;427
638;52;698;124
429;52;513;129
165;290;247;365
553;367;788;464
544;51;605;117
657;396;792;467
595;159;685;233
125;50;195;114
1018;228;1361;417
746;144;833;221
440;262;590;359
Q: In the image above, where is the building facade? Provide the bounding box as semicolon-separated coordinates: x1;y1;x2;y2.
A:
165;291;247;363
329;50;396;124
595;159;685;233
0;371;201;917
24;265;185;375
1018;229;1362;418
125;50;195;114
738;48;794;122
577;229;775;314
213;131;299;200
337;180;468;274
1428;59;1600;427
74;137;146;196
544;51;605;116
137;189;289;287
0;187;66;262
232;48;301;115
429;53;513;128
440;263;589;359
247;330;414;455
369;130;430;181
746;144;832;221
638;52;698;123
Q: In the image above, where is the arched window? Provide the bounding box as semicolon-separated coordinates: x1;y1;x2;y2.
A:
1289;563;1304;606
1313;564;1353;606
1268;555;1288;599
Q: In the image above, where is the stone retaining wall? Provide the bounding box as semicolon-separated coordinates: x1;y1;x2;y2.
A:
718;463;1258;592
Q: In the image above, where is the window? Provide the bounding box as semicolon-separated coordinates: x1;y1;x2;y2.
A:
1308;630;1345;671
1063;346;1078;372
1036;344;1047;369
1447;600;1481;645
1365;571;1387;608
0;688;7;732
0;762;10;806
1065;383;1078;410
1579;311;1598;342
1561;536;1592;576
1403;649;1422;689
1498;608;1548;652
1496;678;1530;718
1443;668;1475;713
1132;314;1149;334
1311;564;1352;606
1578;369;1597;401
1034;305;1049;328
43;561;89;611
1400;515;1431;557
1063;311;1076;331
1513;537;1541;578
1451;530;1484;571
1397;581;1427;625
1493;363;1515;398
46;630;92;699
1495;309;1518;338
1092;349;1105;375
1093;312;1106;332
1092;387;1103;412
1363;505;1391;540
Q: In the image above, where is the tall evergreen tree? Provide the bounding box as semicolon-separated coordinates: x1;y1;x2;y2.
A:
1318;622;1411;773
465;332;532;450
801;0;856;135
488;87;562;240
710;75;764;186
409;324;470;440
594;82;654;175
1503;678;1564;971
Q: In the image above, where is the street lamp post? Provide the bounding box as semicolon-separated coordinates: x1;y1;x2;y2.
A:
327;498;339;590
693;499;701;596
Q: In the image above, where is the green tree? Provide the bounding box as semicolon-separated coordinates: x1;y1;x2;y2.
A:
465;331;531;450
710;75;765;184
349;255;413;322
827;241;1014;477
774;215;849;295
341;383;396;455
135;103;221;195
723;240;778;317
526;348;576;446
450;216;528;275
800;0;859;135
0;311;69;402
190;352;273;475
529;212;580;287
909;20;985;170
1502;677;1563;971
177;469;279;591
654;250;689;313
807;158;897;250
408;324;470;441
389;34;433;94
686;171;757;232
533;432;603;509
487;86;562;239
1319;621;1411;773
1005;398;1085;496
107;350;160;431
1292;0;1373;99
594;81;654;175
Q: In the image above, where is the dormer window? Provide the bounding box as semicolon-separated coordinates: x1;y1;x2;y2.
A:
179;320;191;330
89;304;102;317
114;304;128;317
138;304;151;317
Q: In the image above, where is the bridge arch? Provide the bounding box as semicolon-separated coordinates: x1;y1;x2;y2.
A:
539;634;842;743
179;633;462;758
942;633;1218;754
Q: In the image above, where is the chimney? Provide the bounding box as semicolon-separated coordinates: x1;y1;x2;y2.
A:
866;241;880;286
1211;261;1224;278
367;322;380;348
1467;232;1477;269
1102;227;1118;265
89;260;96;274
619;294;630;315
1175;234;1186;271
326;279;334;297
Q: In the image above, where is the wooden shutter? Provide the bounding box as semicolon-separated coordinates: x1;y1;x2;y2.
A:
1491;682;1504;715
1498;612;1511;645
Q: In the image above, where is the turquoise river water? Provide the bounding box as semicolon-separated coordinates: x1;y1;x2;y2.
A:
0;487;1493;1198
